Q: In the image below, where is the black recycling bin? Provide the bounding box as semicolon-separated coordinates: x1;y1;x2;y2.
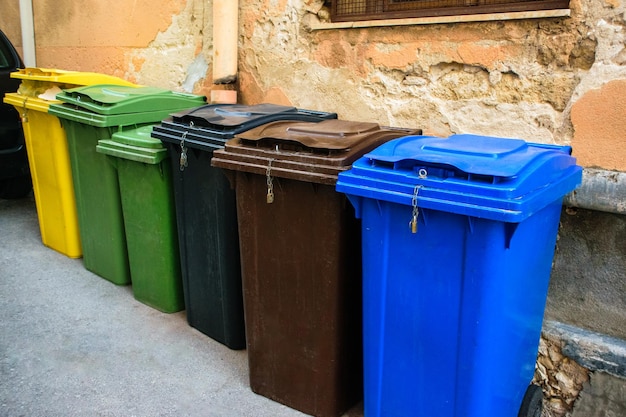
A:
151;103;337;349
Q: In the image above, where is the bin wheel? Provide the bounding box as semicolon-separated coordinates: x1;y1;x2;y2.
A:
518;384;543;417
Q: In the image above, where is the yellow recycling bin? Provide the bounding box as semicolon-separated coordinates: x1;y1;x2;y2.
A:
3;68;136;258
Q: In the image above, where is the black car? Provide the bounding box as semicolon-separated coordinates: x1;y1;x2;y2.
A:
0;29;31;199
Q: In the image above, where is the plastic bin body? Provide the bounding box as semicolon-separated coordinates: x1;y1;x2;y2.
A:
152;103;338;350
160;141;243;343
97;125;183;313
335;134;583;417
210;119;420;417
2;69;136;258
62;121;130;283
48;85;205;285
3;97;81;257
232;172;362;417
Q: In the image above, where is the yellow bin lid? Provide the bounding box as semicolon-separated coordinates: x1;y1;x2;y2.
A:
11;67;137;86
3;92;53;112
10;67;137;99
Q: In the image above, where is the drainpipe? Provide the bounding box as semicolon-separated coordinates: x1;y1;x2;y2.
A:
19;0;36;67
211;0;238;104
564;168;626;215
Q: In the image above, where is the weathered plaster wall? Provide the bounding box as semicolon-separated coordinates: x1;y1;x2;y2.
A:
33;0;190;84
3;0;624;171
571;79;626;169
0;0;213;94
239;0;626;171
0;0;23;55
122;0;212;93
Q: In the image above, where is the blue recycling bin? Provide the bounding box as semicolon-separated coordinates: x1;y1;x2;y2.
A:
335;134;582;417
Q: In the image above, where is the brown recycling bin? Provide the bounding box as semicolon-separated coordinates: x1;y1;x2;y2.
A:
211;119;421;417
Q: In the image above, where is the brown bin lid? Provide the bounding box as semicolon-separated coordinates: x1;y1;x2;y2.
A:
211;119;421;185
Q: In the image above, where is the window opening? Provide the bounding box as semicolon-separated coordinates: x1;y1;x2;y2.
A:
329;0;570;22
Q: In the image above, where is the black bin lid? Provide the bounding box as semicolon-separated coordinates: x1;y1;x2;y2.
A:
152;103;337;151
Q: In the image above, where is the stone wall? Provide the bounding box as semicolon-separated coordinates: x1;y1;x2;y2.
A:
534;337;590;416
539;321;626;416
2;0;624;170
0;0;209;93
238;0;626;171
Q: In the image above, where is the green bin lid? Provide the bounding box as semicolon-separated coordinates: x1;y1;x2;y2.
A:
96;125;168;164
55;85;206;115
48;104;169;127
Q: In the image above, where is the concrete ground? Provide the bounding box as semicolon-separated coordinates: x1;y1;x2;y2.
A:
0;194;365;417
4;194;624;417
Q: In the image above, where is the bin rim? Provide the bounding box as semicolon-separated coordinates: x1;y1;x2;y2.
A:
167;103;336;128
234;119;406;151
335;134;583;222
362;134;573;178
4;92;53;112
151;107;339;153
10;67;137;87
211;120;421;185
55;84;206;115
47;102;199;128
108;124;163;149
151;124;230;151
96;139;168;164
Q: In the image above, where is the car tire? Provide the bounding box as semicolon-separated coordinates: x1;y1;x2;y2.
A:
0;175;32;199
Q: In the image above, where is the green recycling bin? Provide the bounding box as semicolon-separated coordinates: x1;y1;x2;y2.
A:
48;85;205;285
96;125;184;312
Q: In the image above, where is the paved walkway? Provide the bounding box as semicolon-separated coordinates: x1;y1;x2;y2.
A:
0;195;364;417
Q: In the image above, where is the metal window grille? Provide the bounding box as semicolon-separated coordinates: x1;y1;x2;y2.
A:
330;0;570;21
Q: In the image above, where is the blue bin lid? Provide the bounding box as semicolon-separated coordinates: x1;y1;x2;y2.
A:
154;103;337;150
335;134;583;222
